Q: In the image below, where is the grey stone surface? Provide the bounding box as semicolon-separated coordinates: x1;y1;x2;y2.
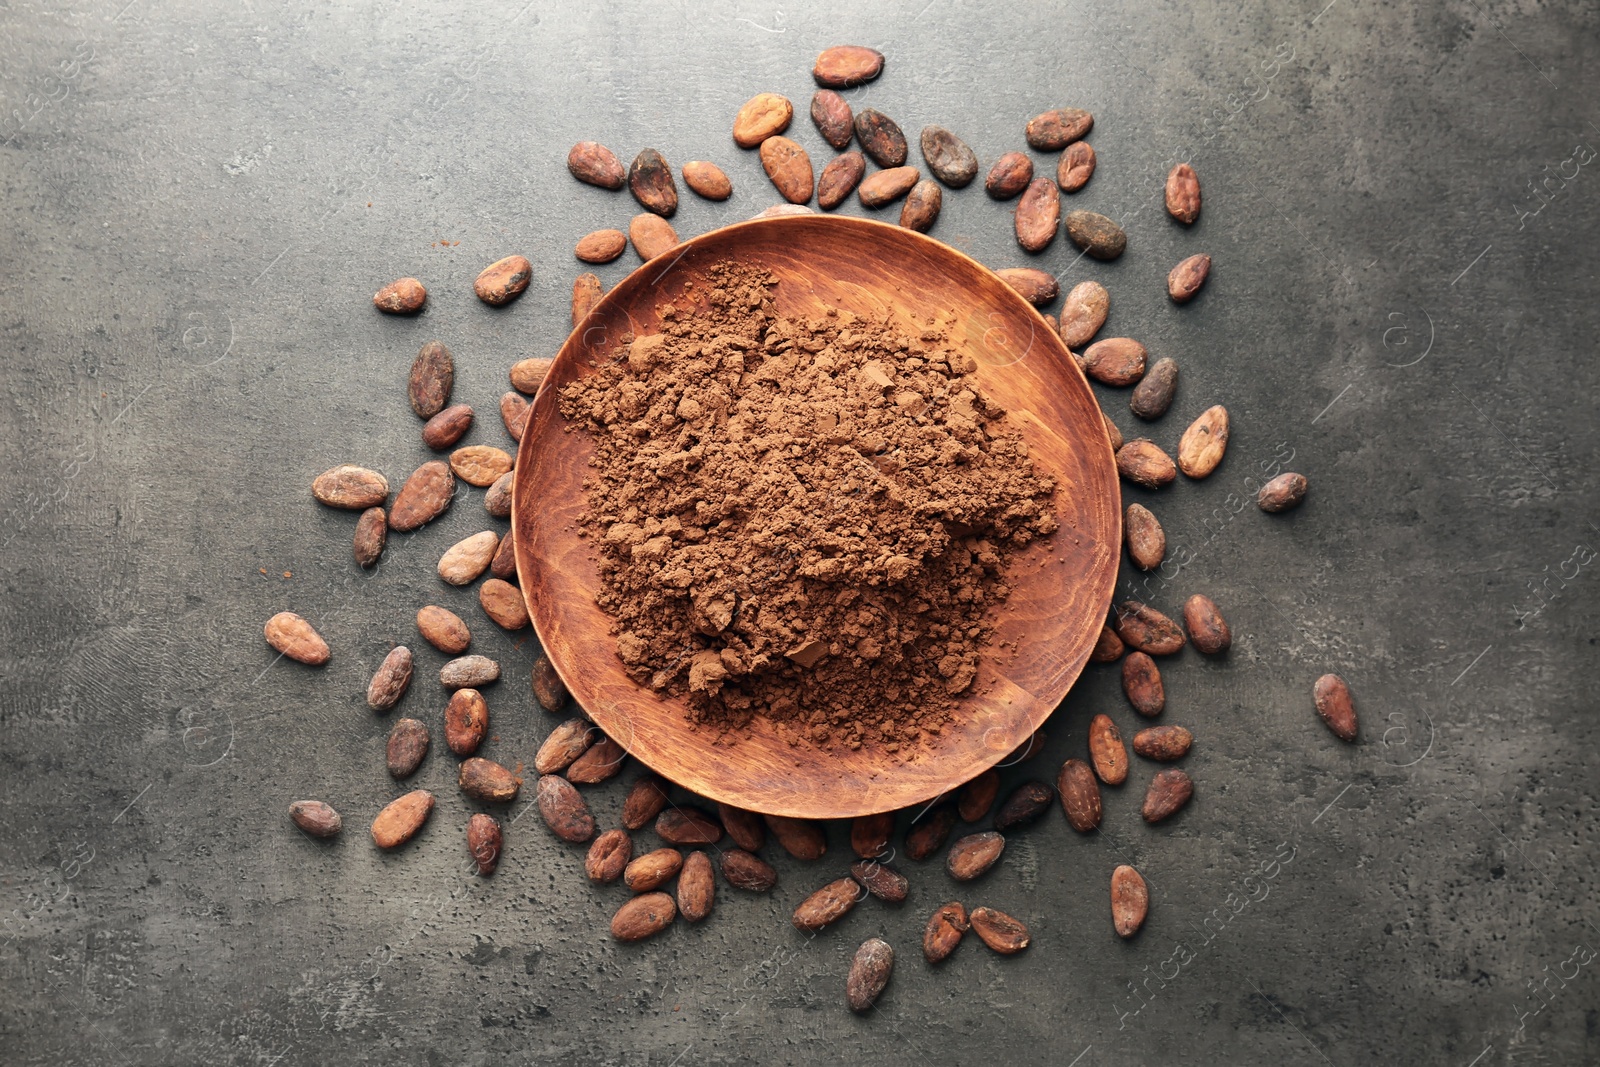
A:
2;1;1597;1064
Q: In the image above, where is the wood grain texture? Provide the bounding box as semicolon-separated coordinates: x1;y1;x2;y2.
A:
511;215;1119;819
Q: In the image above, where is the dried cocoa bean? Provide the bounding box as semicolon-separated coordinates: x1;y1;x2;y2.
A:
1056;140;1096;192
792;877;861;932
1090;623;1126;663
923;901;969;963
474;255;532;306
682;161;732;200
1116;440;1177;489
629;213;679;261
388;461;455;531
611;892;675;942
535;718;595;774
1165;163;1201;224
1082;337;1145;386
573;272;603;325
678;850;715;921
1111;864;1149;937
657;807;722;846
853;108;907;167
851;812;895;859
437;530;498;586
733;92;793;148
1014;177;1060;252
1169;253;1211;302
567;141;625;189
813;45;884;88
1115;601;1186;655
1057;758;1103;832
621;775;670;830
468;813;502;876
574;229;626;264
1104;412;1124;452
946;831;1006;881
421;404;474;450
1088;713;1129;784
1314;673;1358;741
1025;107;1093;149
1130;357;1178;420
899;179;941;231
716;804;767;852
1259;472;1308;512
628;148;678;216
354;506;387;568
530;655;567;711
586;829;632;883
857;165;919;208
995;267;1059;306
449;446;512;488
444;687;488;756
386;718;430;778
1133;725;1193;761
313;465;389;509
1121;652;1165;718
489;530;516;580
536;774;594;841
994;781;1055;831
721;848;778;891
409;340;454;418
816;151;866;210
373;277;426;314
416;605;470;655
459;757;520;803
510;357;553;395
1142;768;1194;823
957;770;999;822
904;806;957;860
289;800;341;837
969;907;1030;954
985;151;1033;199
440;654;500;688
764;814;826;859
624;847;684;892
847;938;894;1013
753;203;813;218
760;135;814;204
1059;280;1109;348
264;612;330;665
1125;503;1166;571
1183;594;1231;654
366;646;414;712
851;859;909;903
484;473;514;520
371;789;433;849
919;125;977;187
810;89;854;148
478;578;529;632
1177;405;1230;479
567;734;626;785
1064;209;1127;260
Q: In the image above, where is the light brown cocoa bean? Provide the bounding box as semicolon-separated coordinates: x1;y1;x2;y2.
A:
509;357;553;395
946;831;1006;881
354;506;387;568
1026;107;1093;150
441;654;499;688
264;612;330;665
957;770;999;822
657;807;722;846
810;89;854;149
1111;864;1149;937
764;814;826;859
1259;472;1308;512
813;45;884;88
969;907;1030;954
1059;280;1109;348
373;277;426;314
753;203;814;219
449;446;512;488
1133;725;1193;761
1125;503;1165;570
682;161;732;200
388;461;455;531
1090;623;1125;663
1166;163;1201;224
678;850;715;922
567;141;625;189
851;812;894;859
995;267;1059;306
629;213;679;261
474;255;532;306
1088;713;1129;784
485;472;514;519
817;151;866;209
1169;253;1211;302
1116;440;1177;489
985;151;1034;199
853;108;907;167
1177;405;1230;479
850;859;909;903
416;605;470;655
1064;209;1127;260
611;892;675;942
371;790;433;849
1142;768;1194;823
467;813;502;876
1314;674;1358;741
536;774;594;842
444;687;488;756
899;179;941;231
437;530;499;585
1183;594;1231;654
1121;652;1165;718
1115;601;1186;655
289;800;341;837
760;135;814;204
386;718;429;778
624;847;684;892
572;272;603;326
459;757;520;803
1014;177;1060;252
530;655;567;711
920;125;978;187
535;718;595;774
847;938;894;1013
621;775;670;830
421;404;474;450
366;646;413;711
628;148;678;216
575;229;626;264
1130;357;1178;420
313;465;389;509
904;806;957;860
792;876;861;932
409;340;454;418
857;165;919;208
1057;140;1096;192
716;804;767;852
923;901;969;963
586;828;632;883
478;578;528;631
733;92;793;148
1082;337;1146;386
567;733;626;785
1057;758;1103;832
721;848;778;891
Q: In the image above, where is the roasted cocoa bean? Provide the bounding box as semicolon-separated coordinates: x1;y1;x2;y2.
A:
441;654;499;688
817;151;866;209
611;892;675;941
1056;140;1096;192
1115;601;1186;655
1259;472;1308;512
678;850;715;921
484;473;515;521
1090;623;1126;663
1064;210;1127;260
1116;440;1177;489
459;757;520;803
1025;107;1093;150
957;770;999;822
995;267;1059;306
713;804;765;852
567;141;626;189
1125;503;1165;571
813;45;884;88
851;812;895;859
792;876;861;932
1178;405;1230;479
764;814;826;859
1057;758;1103;832
994;781;1056;831
386;718;430;778
416;605;470;655
1142;768;1194;823
985;151;1033;199
354;506;387;568
575;229;626;264
946;831;1006;881
733;92;793;148
624;847;683;892
1314;673;1358;741
373;277;426;314
449;446;512;488
1104;412;1124;452
810;89;854;148
474;255;532;306
437;530;499;585
682;161;732;200
572;272;604;325
721;848;778;891
444;687;489;756
586;828;632;883
367;646;413;712
621;775;670;830
1133;725;1193;761
1169;253;1211;302
1165;163;1201;224
510;357;553;395
657;807;723;846
847;938;894;1013
388;461;455;531
371;790;433;849
1183;594;1231;655
1088;713;1129;784
1082;337;1146;386
899;179;941;231
969;907;1030;954
919;125;977;187
760;135;814;204
479;578;529;631
1014;177;1060;252
409;340;454;418
467;813;502;876
904;805;957;860
421;404;474;450
535;718;595;774
1111;864;1149;937
289;800;341;837
853;108;907;167
530;655;567;711
857;165;919;208
1059;280;1109;348
264;612;330;665
1121;652;1165;718
536;774;594;842
313;465;389;509
629;213;679;261
923;901;969;963
851;859;909;903
1130;357;1178;420
566;733;626;785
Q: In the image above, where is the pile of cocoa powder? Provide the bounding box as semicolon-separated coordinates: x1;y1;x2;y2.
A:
558;263;1058;751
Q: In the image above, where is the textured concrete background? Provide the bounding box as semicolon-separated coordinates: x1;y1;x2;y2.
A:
2;1;1597;1064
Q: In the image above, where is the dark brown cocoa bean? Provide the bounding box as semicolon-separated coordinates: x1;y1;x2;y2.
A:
923;901;969;963
1259;472;1308;512
792;877;861;932
1064;210;1127;260
628;148;678;216
920;125;977;187
530;655;567;712
994;781;1056;831
388;461;455;531
421;404;474;450
371;790;433;849
536;774;594;842
409;340;454;418
1025;107;1093;149
1169;253;1211;302
416;605;470;655
386;718;429;778
1116;440;1177;489
1314;674;1358;741
1166;163;1201;224
1115;601;1186;655
1183;594;1231;654
715;804;766;852
733;92;793;148
810;89;854;149
1057;758;1103;831
764;814;826;859
353;506;387;568
858;165;919;208
459;757;520;803
567;141;625;189
957;770;999;822
1143;768;1194;823
1130;357;1178;420
851;812;895;859
813;45;884;88
1133;725;1193;761
721;848;778;891
657;807;723;846
474;255;532;306
467;813;502;876
904;805;957;860
1121;652;1166;718
760;135;814;204
484;471;514;519
490;531;520;584
1014;177;1060;252
899;179;941;231
366;646;414;712
847;938;894;1013
289;800;341;837
1090;623;1126;663
1057;140;1096;192
444;687;488;756
946;831;1006;881
586;828;632;883
621;775;670;830
854;108;907;167
817;151;866;209
985;151;1033;199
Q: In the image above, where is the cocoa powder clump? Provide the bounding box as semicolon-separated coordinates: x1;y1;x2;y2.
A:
558;264;1057;752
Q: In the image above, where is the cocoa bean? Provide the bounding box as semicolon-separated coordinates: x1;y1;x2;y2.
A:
1082;337;1145;386
985;151;1033;199
264;612;330;665
733;92;793;148
388;461;455;531
1088;713;1129;784
444;687;489;756
386;718;430;778
1130;357;1178;420
1116;440;1177;489
478;578;528;632
289;800;341;837
810;89;854;149
536;774;594;842
611;892;675;942
371;789;433;849
586;828;632;883
1125;503;1166;571
624;847;683;892
657;807;722;846
535;718;595;774
416;605;470;655
1177;405;1230;479
459;757;520;803
1168;253;1211;302
1059;280;1109;348
572;272;603;325
421;404;474;450
1006;731;1048;764
853;108;907;167
957;770;999;822
1165;163;1201;224
764;814;826;859
531;655;567;711
567;141;626;189
474;255;532;306
946;831;1006;881
678;850;715;922
1090;623;1125;663
373;277;426;314
437;530;498;586
1057;758;1103;832
313;465;389;509
847;939;894;1013
721;848;778;891
904;806;957;860
1142;768;1194;823
1111;864;1149;937
441;654;500;688
813;45;884;88
510;357;553;395
409;340;454;418
851;812;895;859
923;901;969;963
1014;177;1060;252
1104;412;1124;452
489;527;516;575
760;135;814;204
354;506;387;568
449;446;513;488
567;734;626;785
1025;107;1093;149
628;148;678;216
1314;673;1358;741
1115;601;1186;655
969;907;1030;954
366;646;414;712
792;877;861;932
995;267;1059;306
850;859;909;903
899;179;941;231
1183;594;1231;655
574;229;626;264
994;781;1055;831
919;125;977;187
816;151;866;209
622;775;670;830
1133;725;1193;761
1064;209;1127;260
753;203;813;218
1056;140;1096;192
629;213;679;261
468;813;502;876
1121;652;1165;718
858;165;919;208
1259;472;1308;512
716;804;767;852
682;161;732;200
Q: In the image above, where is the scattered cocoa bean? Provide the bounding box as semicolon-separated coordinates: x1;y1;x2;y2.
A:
1115;601;1186;655
851;859;909;903
1026;107;1093;150
814;152;866;210
386;718;430;778
1183;594;1231;655
573;272;604;325
354;506;387;568
1168;253;1211;302
313;465;389;510
1111;864;1149;937
289;800;341;837
478;578;529;632
371;790;433;849
969;907;1030;954
628;148;678;216
416;605;470;655
1124;503;1166;571
567;141;626;189
510;357;553;395
1064;209;1127;259
923;901;969;963
946;831;1006;881
440;654;499;688
264;612;330;665
1314;674;1358;741
1057;758;1103;832
995;267;1059;306
1133;725;1193;761
847;938;894;1013
1056;140;1096;192
366;646;414;712
567;734;627;785
530;655;567;711
678;850;715;922
1142;768;1194;823
810;89;854;148
624;847;684;892
857;165;919;208
1165;163;1201;224
1177;405;1230;479
468;813;502;876
586;829;632;883
1259;472;1308;512
682;160;732;200
995;782;1056;831
985;151;1033;199
474;255;532;306
733;92;793;148
1082;337;1146;386
535;718;595;775
904;806;957;860
1090;623;1126;663
612;892;676;942
622;775;670;830
484;476;515;523
437;530;499;586
373;277;426;314
657;807;723;846
793;877;861;932
575;229;626;264
854;108;907;167
1130;357;1179;420
813;45;884;88
629;213;679;261
1121;652;1165;718
851;812;895;859
1014;177;1061;252
536;774;594;842
899;179;941;231
1088;713;1129;785
920;125;978;187
388;461;455;531
421;404;474;451
753;203;813;218
1116;440;1177;489
760;135;814;204
721;848;778;891
409;340;454;418
459;757;520;803
449;446;512;488
444;687;489;756
957;770;1000;822
764;814;826;860
1059;280;1109;348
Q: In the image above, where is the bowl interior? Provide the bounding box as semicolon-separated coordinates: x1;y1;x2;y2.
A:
512;215;1119;819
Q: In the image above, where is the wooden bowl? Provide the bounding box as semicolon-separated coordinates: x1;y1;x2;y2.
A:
512;215;1119;819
